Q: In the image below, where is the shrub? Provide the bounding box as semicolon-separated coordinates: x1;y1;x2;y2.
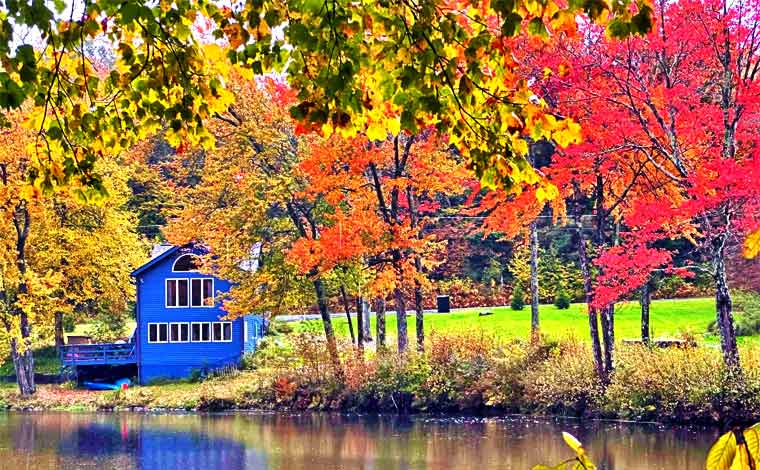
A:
86;308;128;343
231;329;760;423
522;339;601;416
554;287;571;310
603;344;724;421
510;283;525;310
62;315;76;333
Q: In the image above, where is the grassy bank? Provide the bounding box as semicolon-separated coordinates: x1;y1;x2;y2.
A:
2;331;760;426
298;297;719;343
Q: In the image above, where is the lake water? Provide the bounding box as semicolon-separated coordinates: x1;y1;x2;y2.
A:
0;412;720;469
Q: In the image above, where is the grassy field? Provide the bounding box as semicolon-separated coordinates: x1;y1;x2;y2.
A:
0;297;724;375
295;297;724;344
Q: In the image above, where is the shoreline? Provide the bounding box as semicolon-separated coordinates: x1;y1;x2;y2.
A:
0;379;753;429
0;397;732;433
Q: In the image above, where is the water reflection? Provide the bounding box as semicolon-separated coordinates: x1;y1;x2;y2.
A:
0;412;720;469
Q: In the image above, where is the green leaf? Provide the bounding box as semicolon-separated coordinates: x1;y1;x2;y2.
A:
606;19;631;38
501;13;522;37
527;18;548;37
631;4;654;35
120;2;141;23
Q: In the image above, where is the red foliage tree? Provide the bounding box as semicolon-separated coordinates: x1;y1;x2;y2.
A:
539;0;760;373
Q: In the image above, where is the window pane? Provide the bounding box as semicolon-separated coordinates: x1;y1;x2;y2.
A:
174;254;200;272
191;323;201;342
149;324;157;343
166;280;177;307
223;323;232;342
201;323;210;342
191;279;202;307
170;324;179;342
203;279;213;306
158;324;168;342
212;323;222;342
177;279;189;307
180;324;189;342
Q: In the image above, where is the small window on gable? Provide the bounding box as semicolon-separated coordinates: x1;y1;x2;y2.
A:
173;254;200;272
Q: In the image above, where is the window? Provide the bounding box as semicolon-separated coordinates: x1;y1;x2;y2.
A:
166;279;190;307
191;278;214;307
170;323;189;342
177;279;189;307
212;322;232;342
179;323;190;342
203;279;213;306
191;322;211;342
173;254;200;272
168;278;213;308
166;280;177;307
148;323;168;343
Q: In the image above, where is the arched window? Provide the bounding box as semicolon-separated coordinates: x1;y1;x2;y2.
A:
172;254;200;272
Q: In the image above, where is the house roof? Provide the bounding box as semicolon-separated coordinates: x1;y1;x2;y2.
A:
131;245;181;277
132;241;262;278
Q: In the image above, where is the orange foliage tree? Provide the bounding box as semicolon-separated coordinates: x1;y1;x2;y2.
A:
289;131;468;353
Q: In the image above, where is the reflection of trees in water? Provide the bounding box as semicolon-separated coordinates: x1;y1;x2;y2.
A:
0;413;722;469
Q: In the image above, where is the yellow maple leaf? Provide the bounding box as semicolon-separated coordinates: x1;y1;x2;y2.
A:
743;229;760;259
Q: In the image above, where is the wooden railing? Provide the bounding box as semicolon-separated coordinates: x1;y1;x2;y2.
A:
59;343;136;366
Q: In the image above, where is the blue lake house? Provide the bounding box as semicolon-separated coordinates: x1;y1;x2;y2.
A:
60;244;266;385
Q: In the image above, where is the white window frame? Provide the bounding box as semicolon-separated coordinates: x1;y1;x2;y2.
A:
212;321;233;342
165;278;191;308
169;322;190;343
166;277;214;309
190;278;215;308
191;322;212;342
148;323;169;344
244;321;248;343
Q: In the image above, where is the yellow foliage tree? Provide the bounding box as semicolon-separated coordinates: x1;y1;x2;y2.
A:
0;107;146;396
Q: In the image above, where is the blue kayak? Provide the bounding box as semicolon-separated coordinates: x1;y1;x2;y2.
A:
83;378;131;391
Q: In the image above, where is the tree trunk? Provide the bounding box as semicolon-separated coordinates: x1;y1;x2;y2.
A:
414;258;424;352
360;297;372;341
313;279;342;375
12;202;34;396
10;337;34;397
578;230;606;382
355;296;365;356
529;222;540;341
55;312;65;347
395;287;408;353
339;286;356;345
375;298;386;351
600;304;615;375
714;253;741;373
641;281;651;345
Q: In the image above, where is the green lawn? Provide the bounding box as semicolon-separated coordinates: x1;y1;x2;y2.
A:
296;297;722;344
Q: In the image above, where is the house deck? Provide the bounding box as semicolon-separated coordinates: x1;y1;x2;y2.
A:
59;343;137;366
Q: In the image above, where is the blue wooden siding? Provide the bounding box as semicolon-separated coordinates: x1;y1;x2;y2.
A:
134;246;257;384
242;315;266;354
